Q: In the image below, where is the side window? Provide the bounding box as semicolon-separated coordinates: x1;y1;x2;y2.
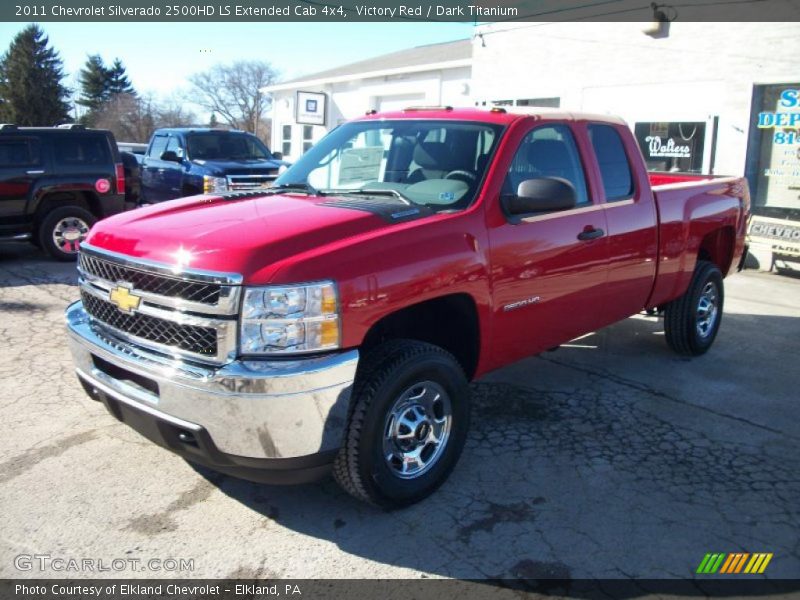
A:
503;124;589;207
0;138;41;167
53;136;109;166
165;136;183;157
588;124;634;201
148;135;168;159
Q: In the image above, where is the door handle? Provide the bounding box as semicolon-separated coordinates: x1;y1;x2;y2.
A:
577;227;605;241
26;170;45;175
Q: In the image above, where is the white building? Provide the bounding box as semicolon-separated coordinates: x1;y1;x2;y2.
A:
472;21;800;269
261;39;471;163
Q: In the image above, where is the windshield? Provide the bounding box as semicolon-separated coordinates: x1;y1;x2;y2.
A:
186;133;273;161
274;119;504;210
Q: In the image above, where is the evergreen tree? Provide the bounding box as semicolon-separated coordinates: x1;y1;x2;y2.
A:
77;54;110;112
106;58;134;96
0;24;71;125
208;113;219;128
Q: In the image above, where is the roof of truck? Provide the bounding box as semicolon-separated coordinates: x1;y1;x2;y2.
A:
356;106;628;126
152;128;250;135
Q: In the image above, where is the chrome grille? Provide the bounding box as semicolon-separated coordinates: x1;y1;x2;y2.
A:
81;290;218;357
79;253;221;304
226;173;277;190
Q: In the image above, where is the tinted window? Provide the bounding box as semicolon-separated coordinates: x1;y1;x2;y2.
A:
503;124;589;206
148;135;168;159
53;135;110;166
0;138;41;167
589;124;634;201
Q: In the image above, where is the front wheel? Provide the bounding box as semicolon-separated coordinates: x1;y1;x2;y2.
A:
333;340;470;508
664;260;724;356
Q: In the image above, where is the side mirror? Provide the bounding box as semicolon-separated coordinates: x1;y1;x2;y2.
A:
504;177;577;216
271;151;283;160
160;150;182;163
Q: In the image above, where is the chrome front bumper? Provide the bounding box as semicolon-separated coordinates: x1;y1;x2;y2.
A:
66;301;358;462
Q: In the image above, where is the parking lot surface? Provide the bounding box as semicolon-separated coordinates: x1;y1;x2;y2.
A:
1;243;798;581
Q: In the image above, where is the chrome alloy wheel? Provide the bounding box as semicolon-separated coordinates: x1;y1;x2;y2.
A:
383;381;452;480
696;281;719;339
52;217;90;254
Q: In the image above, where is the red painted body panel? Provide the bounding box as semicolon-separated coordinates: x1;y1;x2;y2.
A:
84;108;748;380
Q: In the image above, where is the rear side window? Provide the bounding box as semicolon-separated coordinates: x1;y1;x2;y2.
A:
0;138;41;167
53;135;110;166
588;124;634;201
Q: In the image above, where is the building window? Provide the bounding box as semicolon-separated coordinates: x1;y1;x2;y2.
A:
491;99;513;106
633;121;706;174
516;97;561;108
303;125;313;153
282;125;292;157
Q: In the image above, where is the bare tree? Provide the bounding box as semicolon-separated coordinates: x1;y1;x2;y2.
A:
91;92;196;142
188;61;278;138
92;93;153;142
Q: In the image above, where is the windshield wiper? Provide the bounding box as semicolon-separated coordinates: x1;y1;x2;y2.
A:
319;188;412;205
265;182;318;195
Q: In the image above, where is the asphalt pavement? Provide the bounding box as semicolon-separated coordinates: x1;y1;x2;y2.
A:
1;242;798;584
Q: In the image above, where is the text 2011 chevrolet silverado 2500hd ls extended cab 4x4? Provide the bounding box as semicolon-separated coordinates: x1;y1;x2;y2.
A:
66;107;749;507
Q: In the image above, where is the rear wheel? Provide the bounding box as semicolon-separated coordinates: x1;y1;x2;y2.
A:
664;260;724;356
333;340;470;508
39;206;96;261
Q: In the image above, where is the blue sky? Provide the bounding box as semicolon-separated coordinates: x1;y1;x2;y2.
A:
0;22;474;101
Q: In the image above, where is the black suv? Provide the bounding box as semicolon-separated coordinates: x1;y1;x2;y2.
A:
0;124;126;260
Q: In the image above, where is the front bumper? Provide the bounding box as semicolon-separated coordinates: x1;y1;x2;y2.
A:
66;301;358;483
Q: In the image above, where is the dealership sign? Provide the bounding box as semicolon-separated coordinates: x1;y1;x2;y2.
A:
296;91;326;126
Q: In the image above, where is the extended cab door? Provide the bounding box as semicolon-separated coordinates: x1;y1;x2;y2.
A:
486;122;610;366
584;123;658;324
141;134;169;202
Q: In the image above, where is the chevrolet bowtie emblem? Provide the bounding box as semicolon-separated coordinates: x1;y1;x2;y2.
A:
109;286;142;313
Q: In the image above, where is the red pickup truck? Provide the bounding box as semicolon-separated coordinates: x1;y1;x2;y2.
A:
66;108;749;507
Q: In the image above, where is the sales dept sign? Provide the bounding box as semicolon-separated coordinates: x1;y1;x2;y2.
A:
758;89;800;144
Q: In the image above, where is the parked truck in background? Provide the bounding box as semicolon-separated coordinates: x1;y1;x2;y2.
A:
140;128;288;202
66;107;749;507
0;124;126;260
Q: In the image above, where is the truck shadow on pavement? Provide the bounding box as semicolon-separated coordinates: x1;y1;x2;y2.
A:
191;311;800;588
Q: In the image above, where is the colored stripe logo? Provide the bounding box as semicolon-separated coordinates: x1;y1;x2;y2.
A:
696;553;773;574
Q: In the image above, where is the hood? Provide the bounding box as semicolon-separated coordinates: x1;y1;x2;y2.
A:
86;193;388;282
192;158;287;175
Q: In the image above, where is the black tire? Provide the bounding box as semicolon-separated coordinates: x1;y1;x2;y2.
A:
334;340;470;508
38;206;96;261
664;260;724;356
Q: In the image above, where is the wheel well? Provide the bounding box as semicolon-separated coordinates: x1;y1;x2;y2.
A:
360;294;480;380
35;191;99;221
698;227;735;274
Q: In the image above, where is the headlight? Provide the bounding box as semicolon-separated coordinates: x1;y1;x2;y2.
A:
240;281;339;355
203;175;228;194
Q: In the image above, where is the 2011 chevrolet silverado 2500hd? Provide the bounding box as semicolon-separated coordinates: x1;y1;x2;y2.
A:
65;107;749;507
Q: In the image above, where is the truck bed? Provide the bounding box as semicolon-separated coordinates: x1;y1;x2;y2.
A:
647;173;750;309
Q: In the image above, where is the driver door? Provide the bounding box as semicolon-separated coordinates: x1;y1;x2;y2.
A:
487;123;610;365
